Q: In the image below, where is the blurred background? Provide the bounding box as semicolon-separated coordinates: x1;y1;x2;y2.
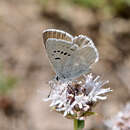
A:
0;0;130;130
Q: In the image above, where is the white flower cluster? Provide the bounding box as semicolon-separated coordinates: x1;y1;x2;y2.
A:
44;73;111;120
105;103;130;130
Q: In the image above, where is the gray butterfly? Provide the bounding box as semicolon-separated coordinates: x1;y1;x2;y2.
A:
43;29;99;82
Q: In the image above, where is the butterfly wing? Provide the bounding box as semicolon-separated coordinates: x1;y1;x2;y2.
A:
73;35;92;47
43;29;73;47
43;30;99;81
46;39;76;75
62;36;99;80
43;29;75;76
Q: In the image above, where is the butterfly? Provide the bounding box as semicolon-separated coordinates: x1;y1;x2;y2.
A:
43;29;99;82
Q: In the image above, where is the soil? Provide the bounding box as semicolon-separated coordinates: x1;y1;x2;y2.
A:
0;0;130;130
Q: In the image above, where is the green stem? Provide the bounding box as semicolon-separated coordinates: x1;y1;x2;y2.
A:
74;119;85;130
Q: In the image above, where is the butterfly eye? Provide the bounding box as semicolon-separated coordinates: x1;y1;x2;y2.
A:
60;51;64;54
53;50;56;53
56;76;59;81
68;54;71;56
57;50;60;52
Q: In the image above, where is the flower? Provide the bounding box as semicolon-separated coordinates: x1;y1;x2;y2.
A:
44;73;112;120
105;103;130;130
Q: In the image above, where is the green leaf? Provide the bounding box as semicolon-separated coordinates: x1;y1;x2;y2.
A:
0;65;17;94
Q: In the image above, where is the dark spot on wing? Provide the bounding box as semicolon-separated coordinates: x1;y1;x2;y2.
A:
55;57;61;60
64;52;67;55
61;51;64;54
53;50;71;58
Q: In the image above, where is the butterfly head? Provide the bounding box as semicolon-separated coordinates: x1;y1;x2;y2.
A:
54;73;70;82
55;76;65;82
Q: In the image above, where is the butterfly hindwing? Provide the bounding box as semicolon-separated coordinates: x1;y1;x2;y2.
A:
62;43;98;80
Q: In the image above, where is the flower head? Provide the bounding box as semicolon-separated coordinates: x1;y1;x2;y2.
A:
105;103;130;130
44;73;112;120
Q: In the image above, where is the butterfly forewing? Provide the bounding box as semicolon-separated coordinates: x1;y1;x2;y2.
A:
43;29;73;48
46;39;75;76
